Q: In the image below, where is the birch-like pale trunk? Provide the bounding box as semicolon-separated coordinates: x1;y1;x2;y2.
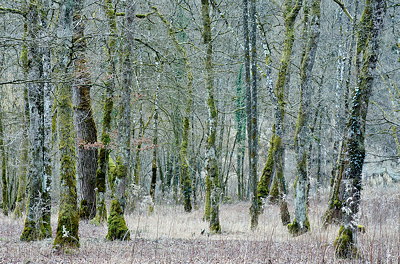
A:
201;0;221;233
21;0;53;241
289;0;321;236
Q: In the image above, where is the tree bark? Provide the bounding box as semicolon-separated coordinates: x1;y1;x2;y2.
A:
106;0;133;241
272;0;302;226
21;0;53;241
0;103;7;216
334;0;386;258
94;0;117;224
53;0;80;249
201;0;221;233
72;0;98;220
248;0;259;230
288;0;321;236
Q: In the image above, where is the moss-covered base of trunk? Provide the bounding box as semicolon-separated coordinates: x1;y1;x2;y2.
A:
287;218;309;236
79;199;95;220
91;193;107;225
268;180;280;204
280;200;291;225
54;205;80;249
209;221;221;234
322;200;342;227
20;219;52;241
334;226;358;259
13;201;24;218
106;200;130;241
249;203;260;230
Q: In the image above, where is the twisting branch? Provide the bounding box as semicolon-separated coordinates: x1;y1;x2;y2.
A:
332;0;354;21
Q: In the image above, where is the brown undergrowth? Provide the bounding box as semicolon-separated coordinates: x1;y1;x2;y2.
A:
0;184;398;263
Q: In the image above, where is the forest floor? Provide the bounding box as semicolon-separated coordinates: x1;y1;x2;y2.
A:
0;183;399;264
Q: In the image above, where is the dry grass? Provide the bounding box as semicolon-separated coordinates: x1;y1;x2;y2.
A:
0;184;399;263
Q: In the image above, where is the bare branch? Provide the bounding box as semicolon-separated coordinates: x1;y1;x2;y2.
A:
332;0;354;21
0;6;25;16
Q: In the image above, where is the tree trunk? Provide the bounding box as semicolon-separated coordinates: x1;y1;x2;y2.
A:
21;0;53;240
14;88;29;217
324;1;359;227
334;0;386;258
272;0;302;226
288;0;321;236
248;0;259;230
72;0;98;220
149;59;161;213
106;1;133;240
94;0;118;224
201;0;221;233
53;0;79;249
0;104;7;216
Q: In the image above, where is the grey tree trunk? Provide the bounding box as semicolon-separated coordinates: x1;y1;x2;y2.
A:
334;0;386;258
21;0;53;241
272;0;302;226
248;0;259;230
72;0;98;220
201;0;221;233
288;0;321;236
94;0;117;224
0;103;7;216
106;0;133;241
14;88;29;217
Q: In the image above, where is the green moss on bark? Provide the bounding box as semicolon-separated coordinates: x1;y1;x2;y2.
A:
334;226;357;258
288;218;310;236
54;83;79;249
106;200;130;240
256;126;276;208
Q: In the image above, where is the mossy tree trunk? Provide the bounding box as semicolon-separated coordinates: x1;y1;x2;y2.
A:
334;0;386;258
21;0;53;241
201;0;221;233
324;1;359;227
288;0;321;236
106;0;133;240
256;125;275;209
271;0;302;226
72;0;98;220
247;0;259;230
0;103;8;216
53;0;80;249
94;0;118;224
54;83;80;249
